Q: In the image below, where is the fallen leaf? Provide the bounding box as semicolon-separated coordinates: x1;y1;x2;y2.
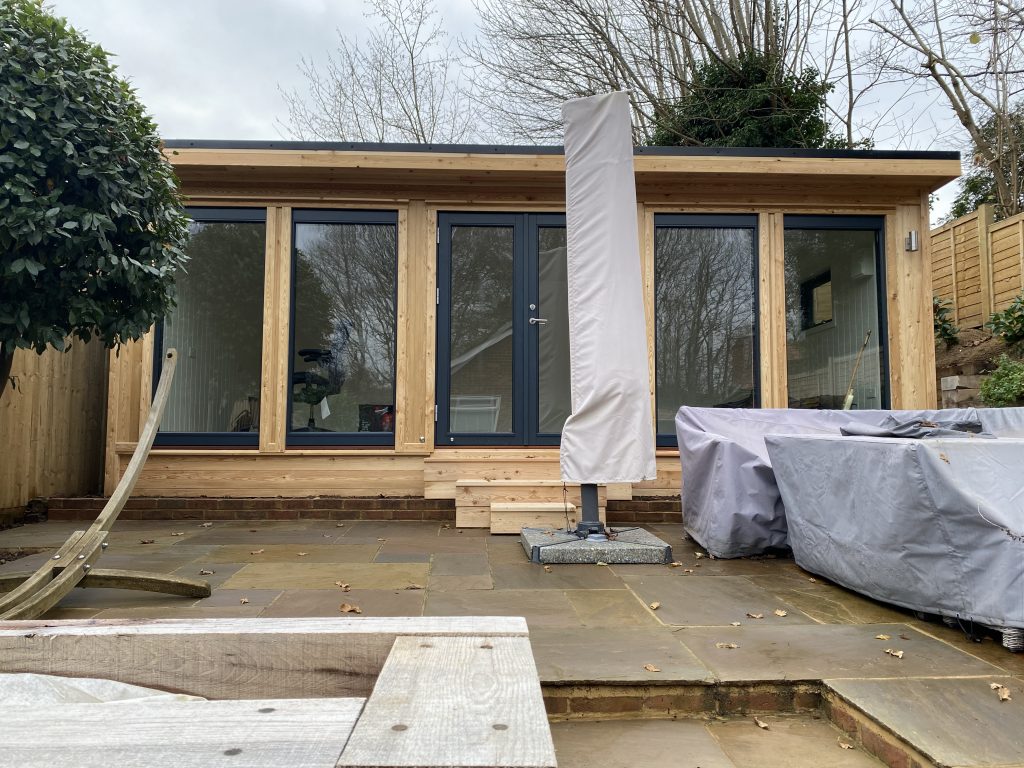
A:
596;561;608;566
939;452;950;464
669;561;684;568
746;612;764;619
171;532;185;537
405;583;424;590
884;648;904;659
753;717;769;730
334;581;351;592
199;522;214;528
239;597;249;605
838;741;855;750
773;609;788;617
335;523;345;527
297;552;308;557
990;683;1012;701
649;601;661;611
683;569;695;574
339;603;363;614
442;523;451;529
808;577;817;583
139;539;155;545
543;565;553;573
199;569;215;576
377;538;387;542
899;634;911;640
715;642;739;649
875;634;891;640
695;552;705;559
730;621;742;627
643;663;661;672
249;549;265;555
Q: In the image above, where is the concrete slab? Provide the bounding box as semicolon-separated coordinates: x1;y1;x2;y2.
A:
531;627;712;684
222;562;429;590
338;521;441;539
551;719;736;768
521;527;672;564
679;624;1004;683
827;677;1024;767
709;714;884;767
620;574;815;627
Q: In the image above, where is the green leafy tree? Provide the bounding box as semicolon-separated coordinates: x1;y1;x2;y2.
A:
0;0;189;397
948;105;1024;221
649;53;848;148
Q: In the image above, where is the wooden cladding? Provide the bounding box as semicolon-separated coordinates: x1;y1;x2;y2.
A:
931;205;1024;329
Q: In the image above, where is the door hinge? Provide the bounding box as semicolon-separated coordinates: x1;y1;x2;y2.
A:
434;404;439;422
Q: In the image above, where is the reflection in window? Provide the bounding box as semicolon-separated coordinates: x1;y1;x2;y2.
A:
785;225;883;410
160;214;265;438
654;220;757;436
536;226;571;435
290;213;397;442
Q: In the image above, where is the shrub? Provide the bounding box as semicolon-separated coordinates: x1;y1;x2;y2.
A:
933;297;959;347
986;294;1024;346
980;354;1024;406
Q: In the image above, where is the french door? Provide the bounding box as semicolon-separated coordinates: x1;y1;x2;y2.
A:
436;212;570;446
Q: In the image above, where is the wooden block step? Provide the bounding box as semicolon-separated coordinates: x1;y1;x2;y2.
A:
490;502;577;513
338;635;556;767
489;502;606;535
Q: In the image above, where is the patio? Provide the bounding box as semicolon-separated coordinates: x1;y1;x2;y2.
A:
2;518;1022;767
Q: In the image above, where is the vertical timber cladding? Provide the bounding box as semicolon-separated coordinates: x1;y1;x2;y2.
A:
98;146;958;500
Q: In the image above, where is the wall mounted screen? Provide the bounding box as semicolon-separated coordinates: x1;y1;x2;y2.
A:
289;210;398;445
158;209;266;444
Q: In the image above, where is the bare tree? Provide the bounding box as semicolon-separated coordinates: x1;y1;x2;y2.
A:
870;0;1024;216
279;0;475;143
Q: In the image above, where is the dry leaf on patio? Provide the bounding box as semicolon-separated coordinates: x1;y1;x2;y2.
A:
730;621;742;627
875;634;891;640
838;741;854;750
405;583;424;590
899;634;911;640
939;452;950;464
377;538;387;542
990;683;1012;701
669;561;683;568
643;664;661;672
139;539;155;544
335;523;345;527
171;532;185;537
596;561;608;566
442;523;451;529
773;609;788;617
334;581;351;592
695;552;705;559
808;578;817;583
250;549;265;555
199;569;215;576
884;648;904;659
715;642;739;649
297;552;308;557
199;522;214;528
543;565;553;573
339;603;363;614
753;717;769;730
239;597;249;605
683;569;695;574
649;601;661;610
746;612;764;619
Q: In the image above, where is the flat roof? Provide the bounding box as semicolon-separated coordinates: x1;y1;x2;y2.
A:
163;139;960;162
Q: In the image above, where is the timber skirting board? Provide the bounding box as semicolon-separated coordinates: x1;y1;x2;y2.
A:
41;496;682;524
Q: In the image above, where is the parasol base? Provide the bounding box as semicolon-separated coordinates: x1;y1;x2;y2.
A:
521;527;672;565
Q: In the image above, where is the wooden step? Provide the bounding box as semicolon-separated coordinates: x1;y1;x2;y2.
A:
454;479;606;529
488;501;607;534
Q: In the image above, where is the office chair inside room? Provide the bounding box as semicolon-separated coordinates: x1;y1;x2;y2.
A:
292;347;345;431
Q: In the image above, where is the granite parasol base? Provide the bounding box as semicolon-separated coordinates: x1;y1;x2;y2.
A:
520;527;673;564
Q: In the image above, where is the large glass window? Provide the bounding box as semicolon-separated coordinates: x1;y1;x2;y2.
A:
289;210;398;445
654;215;758;443
157;208;266;444
784;217;886;410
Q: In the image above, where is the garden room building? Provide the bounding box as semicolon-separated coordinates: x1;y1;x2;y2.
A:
100;142;960;529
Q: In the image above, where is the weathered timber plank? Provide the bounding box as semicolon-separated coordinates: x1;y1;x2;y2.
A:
337;635;556;768
1;697;364;768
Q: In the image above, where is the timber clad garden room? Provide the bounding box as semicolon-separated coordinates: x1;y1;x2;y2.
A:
95;141;960;530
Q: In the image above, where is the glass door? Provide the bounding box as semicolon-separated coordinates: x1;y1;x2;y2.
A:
437;212;569;446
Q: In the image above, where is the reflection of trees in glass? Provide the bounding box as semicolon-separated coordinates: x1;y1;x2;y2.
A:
655;228;755;414
294;223;397;395
163;221;265;432
450;226;514;359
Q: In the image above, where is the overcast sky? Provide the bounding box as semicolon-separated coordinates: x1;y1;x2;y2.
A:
48;0;960;221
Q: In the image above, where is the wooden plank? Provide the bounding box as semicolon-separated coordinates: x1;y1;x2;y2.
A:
259;206;290;453
891;201;936;408
337;635;556;768
490;502;577;512
0;617;529;700
758;212;787;407
1;698;364;768
454;504;490;528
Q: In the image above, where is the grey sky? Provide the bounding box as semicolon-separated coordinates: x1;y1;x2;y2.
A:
47;0;961;220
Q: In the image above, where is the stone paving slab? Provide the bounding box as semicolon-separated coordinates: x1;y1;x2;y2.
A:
221;562;429;590
826;677;1024;767
259;588;426;618
679;624;1004;683
491;562;625;590
563;589;661;628
551;719;737;768
423;589;582;629
431;553;490;576
202;544;380;563
708;714;884;767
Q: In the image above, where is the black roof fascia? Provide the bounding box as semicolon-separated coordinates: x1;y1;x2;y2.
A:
163;139;960;162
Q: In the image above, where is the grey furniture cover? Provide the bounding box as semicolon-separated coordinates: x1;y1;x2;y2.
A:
674;406;992;558
765;434;1024;630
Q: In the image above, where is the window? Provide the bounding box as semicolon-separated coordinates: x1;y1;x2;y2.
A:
289;210;398;445
156;208;266;445
784;217;886;410
654;215;758;444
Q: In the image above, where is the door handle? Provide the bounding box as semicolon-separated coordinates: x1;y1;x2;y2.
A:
528;317;548;325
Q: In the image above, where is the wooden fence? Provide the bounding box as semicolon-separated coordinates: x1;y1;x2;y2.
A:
0;342;107;514
931;204;1024;329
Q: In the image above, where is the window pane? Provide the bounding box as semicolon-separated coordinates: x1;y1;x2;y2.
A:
655;226;757;435
291;221;397;436
449;226;514;433
785;228;883;409
161;220;265;434
537;226;571;434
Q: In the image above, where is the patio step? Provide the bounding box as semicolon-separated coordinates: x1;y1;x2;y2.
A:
454;480;607;532
489;502;583;534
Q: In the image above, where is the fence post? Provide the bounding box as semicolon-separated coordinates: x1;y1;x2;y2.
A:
977;203;995;323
